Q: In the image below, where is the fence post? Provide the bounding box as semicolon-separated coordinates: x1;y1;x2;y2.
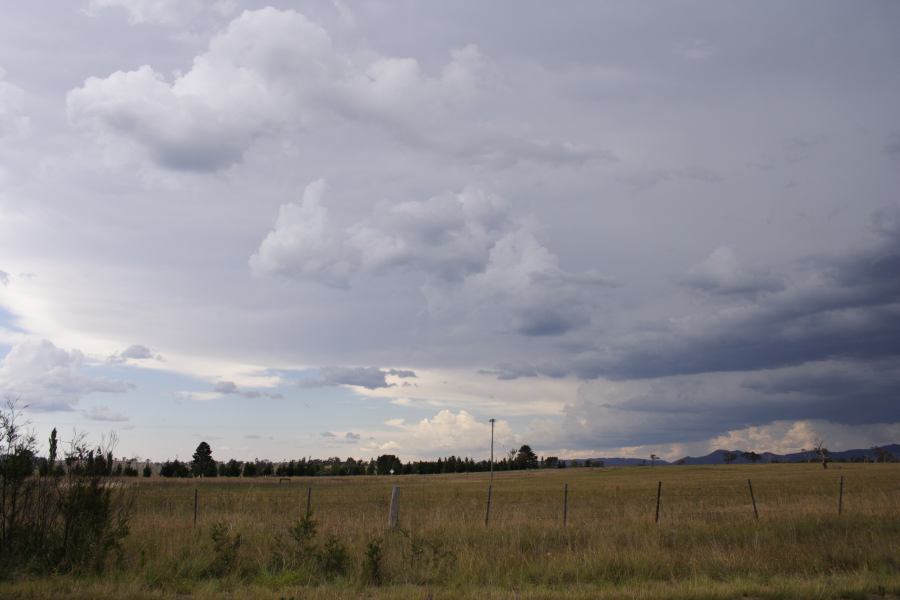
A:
748;479;759;521
563;483;569;527
838;475;844;515
193;488;198;528
306;486;312;518
484;484;493;526
388;485;400;529
654;481;662;523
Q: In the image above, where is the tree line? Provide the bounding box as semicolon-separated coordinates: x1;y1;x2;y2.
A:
156;442;584;478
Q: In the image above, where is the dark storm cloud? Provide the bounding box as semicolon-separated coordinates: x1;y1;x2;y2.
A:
554;357;900;449
213;380;282;399
300;366;416;390
572;208;900;380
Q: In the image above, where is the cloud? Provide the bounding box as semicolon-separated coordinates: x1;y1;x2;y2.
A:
253;181;616;337
556;206;900;380
679;39;715;61
0;270;8;286
82;404;129;422
213;380;282;399
320;430;360;444
300;366;416;390
0;68;29;138
364;410;514;456
107;344;161;363
0;339;131;411
540;357;900;450
885;132;900;156
67;8;603;171
86;0;207;25
680;246;784;297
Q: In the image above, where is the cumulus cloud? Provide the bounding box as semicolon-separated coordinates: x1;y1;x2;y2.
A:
300;366;416;390
370;409;515;456
0;339;131;411
253;181;616;336
680;246;784;296
67;8;602;171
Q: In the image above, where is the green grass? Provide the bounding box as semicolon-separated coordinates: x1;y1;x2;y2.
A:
2;463;898;599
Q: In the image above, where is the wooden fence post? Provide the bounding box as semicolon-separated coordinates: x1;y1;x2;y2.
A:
484;484;493;526
306;486;312;517
838;475;844;515
193;488;198;528
563;483;569;527
748;479;759;521
388;485;400;529
654;481;662;523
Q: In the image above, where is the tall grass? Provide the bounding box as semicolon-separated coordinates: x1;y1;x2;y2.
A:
2;463;898;599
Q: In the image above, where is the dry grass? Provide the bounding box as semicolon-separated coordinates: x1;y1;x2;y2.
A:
2;463;898;599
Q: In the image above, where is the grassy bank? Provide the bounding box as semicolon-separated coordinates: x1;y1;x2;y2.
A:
2;463;898;599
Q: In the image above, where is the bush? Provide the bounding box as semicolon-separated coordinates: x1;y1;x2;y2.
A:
208;521;241;576
0;399;133;575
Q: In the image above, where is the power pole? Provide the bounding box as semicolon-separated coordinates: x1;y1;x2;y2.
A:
489;418;495;484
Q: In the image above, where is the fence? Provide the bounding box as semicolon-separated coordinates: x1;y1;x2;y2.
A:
172;470;898;530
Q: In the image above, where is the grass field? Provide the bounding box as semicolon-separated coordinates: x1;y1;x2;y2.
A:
2;463;899;599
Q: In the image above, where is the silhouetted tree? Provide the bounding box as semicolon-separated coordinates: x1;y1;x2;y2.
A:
515;445;539;469
191;441;217;477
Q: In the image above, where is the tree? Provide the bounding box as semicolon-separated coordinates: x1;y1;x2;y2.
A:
375;454;402;475
650;454;659;467
191;441;217;477
872;446;895;463
814;439;830;470
742;451;761;463
142;462;152;477
514;445;539;469
722;451;737;464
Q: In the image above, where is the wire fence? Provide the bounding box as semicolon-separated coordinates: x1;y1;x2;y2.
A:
131;469;900;531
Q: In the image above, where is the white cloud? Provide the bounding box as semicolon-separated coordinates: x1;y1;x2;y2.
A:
355;409;514;457
66;9;484;171
253;181;615;337
67;8;600;172
0;339;131;411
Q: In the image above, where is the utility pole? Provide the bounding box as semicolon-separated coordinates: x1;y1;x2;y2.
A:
489;418;495;484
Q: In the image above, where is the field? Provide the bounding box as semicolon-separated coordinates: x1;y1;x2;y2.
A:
2;463;899;599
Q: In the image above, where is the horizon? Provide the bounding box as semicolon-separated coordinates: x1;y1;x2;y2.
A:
1;2;899;463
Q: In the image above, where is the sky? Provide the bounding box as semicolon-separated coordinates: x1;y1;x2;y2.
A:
1;0;899;463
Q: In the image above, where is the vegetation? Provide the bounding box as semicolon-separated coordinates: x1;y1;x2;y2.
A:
0;400;133;576
2;406;898;597
0;458;897;599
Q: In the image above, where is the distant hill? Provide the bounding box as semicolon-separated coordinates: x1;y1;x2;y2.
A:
570;444;899;467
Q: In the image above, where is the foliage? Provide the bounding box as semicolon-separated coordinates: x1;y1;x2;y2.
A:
191;442;217;478
208;521;241;576
0;399;133;575
159;459;190;478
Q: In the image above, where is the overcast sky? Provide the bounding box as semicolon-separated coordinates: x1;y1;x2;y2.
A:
1;1;899;462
